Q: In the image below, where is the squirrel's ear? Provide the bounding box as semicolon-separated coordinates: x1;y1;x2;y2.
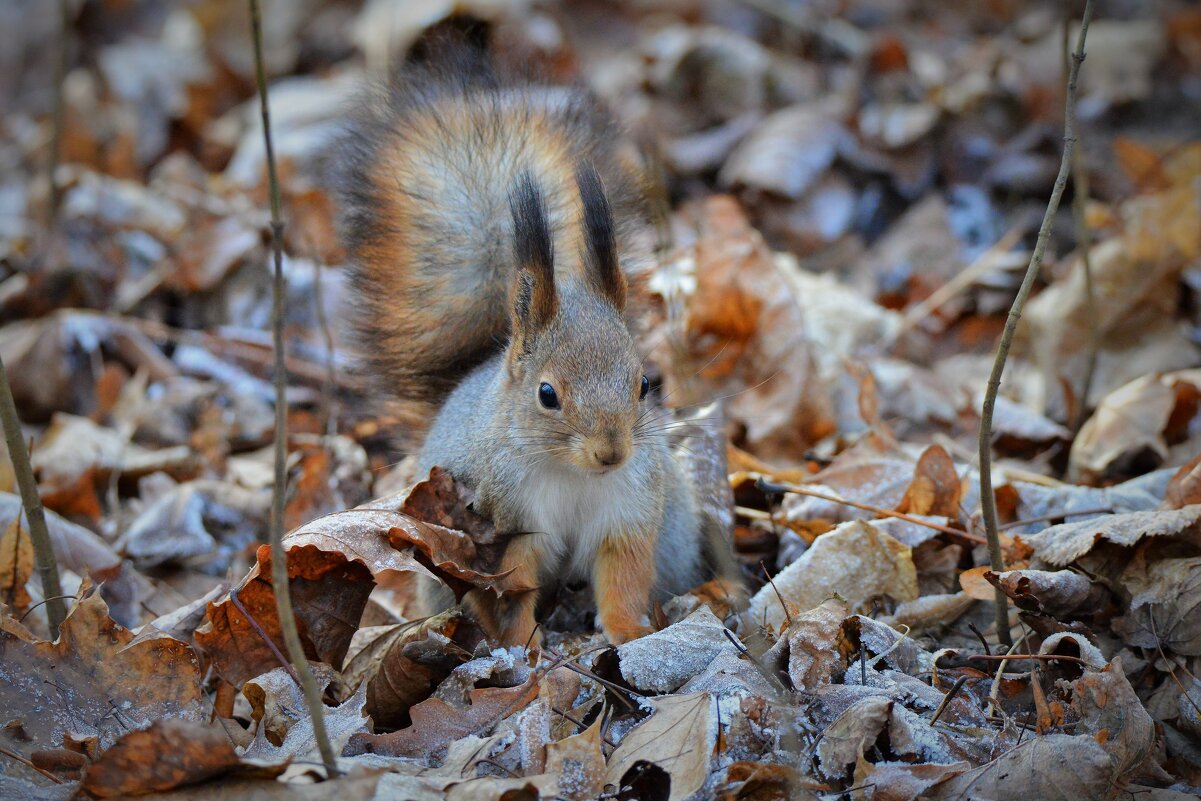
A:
575;161;626;311
508;170;557;352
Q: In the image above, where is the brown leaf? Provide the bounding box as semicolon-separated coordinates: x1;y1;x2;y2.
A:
400;467;495;542
81;719;259;798
986;569;1111;618
897;445;961;517
926;734;1114;800
1021;505;1201;567
1070;658;1166;787
345;673;539;759
196;496;521;686
744;520;917;633
1163;451;1201;509
764;597;848;690
356;610;481;730
605;692;715;801
0;589;205;755
651;196;836;460
0;517;33;614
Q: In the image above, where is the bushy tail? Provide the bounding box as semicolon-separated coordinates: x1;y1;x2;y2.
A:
335;58;648;434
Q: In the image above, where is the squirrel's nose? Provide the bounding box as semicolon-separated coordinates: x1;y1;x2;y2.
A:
589;442;627;468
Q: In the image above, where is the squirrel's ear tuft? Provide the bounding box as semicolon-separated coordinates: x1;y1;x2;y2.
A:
575;161;626;311
508;169;557;352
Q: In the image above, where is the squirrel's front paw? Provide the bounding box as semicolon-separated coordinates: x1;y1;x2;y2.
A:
604;622;653;644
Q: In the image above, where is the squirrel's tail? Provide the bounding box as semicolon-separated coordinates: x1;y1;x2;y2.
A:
335;56;648;431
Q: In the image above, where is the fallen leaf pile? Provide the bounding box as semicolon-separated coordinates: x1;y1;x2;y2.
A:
3;0;1201;799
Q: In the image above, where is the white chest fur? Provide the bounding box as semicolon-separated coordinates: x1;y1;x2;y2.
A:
509;461;654;580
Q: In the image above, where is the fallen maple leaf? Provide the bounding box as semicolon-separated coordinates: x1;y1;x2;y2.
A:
0;587;205;757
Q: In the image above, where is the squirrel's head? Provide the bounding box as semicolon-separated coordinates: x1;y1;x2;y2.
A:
503;164;647;475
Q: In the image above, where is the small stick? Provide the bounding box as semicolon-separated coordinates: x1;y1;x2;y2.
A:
0;745;65;784
46;0;70;228
1063;16;1099;435
247;0;338;778
929;675;968;725
17;593;78;623
978;0;1095;648
228;587;301;688
997;506;1111;531
755;477;987;544
0;358;66;637
966;621;992;656
965;653;1086;665
550;706;619;747
759;559;793;628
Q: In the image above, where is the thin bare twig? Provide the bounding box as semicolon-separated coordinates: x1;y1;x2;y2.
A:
929;675;968;725
759;560;793;628
1063;17;1099;434
0;359;66;637
46;0;70;227
247;0;338;778
755;477;987;544
978;0;1095;648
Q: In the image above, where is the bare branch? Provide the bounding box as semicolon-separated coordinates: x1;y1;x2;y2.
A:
247;0;339;778
977;0;1095;648
0;356;66;637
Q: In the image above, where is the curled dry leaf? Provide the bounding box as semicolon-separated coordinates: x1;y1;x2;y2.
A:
345;673;539;760
816;695;892;779
896;445;962;518
80;719;261;798
986;569;1111;619
196;483;524;686
244;664;340;747
242;684;370;769
1070;370;1201;483
1163;451;1201;509
1070;658;1168;787
0;589;205;755
356;609;482;730
0;518;33;615
763;597;848;690
744;520;918;633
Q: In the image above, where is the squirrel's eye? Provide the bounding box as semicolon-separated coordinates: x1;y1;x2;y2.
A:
639;375;649;400
538;382;560;409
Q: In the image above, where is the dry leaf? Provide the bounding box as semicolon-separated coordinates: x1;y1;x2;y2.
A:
346;673;538;759
80;719;258;798
617;606;739;693
986;569;1110;619
1022;505;1201;567
744;520;918;633
0;518;33;614
0;589;205;754
605;692;715;801
763;597;848;690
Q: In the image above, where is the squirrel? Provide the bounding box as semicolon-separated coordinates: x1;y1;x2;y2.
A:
336;58;741;645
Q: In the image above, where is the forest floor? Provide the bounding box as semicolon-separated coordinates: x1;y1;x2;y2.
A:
3;0;1201;799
